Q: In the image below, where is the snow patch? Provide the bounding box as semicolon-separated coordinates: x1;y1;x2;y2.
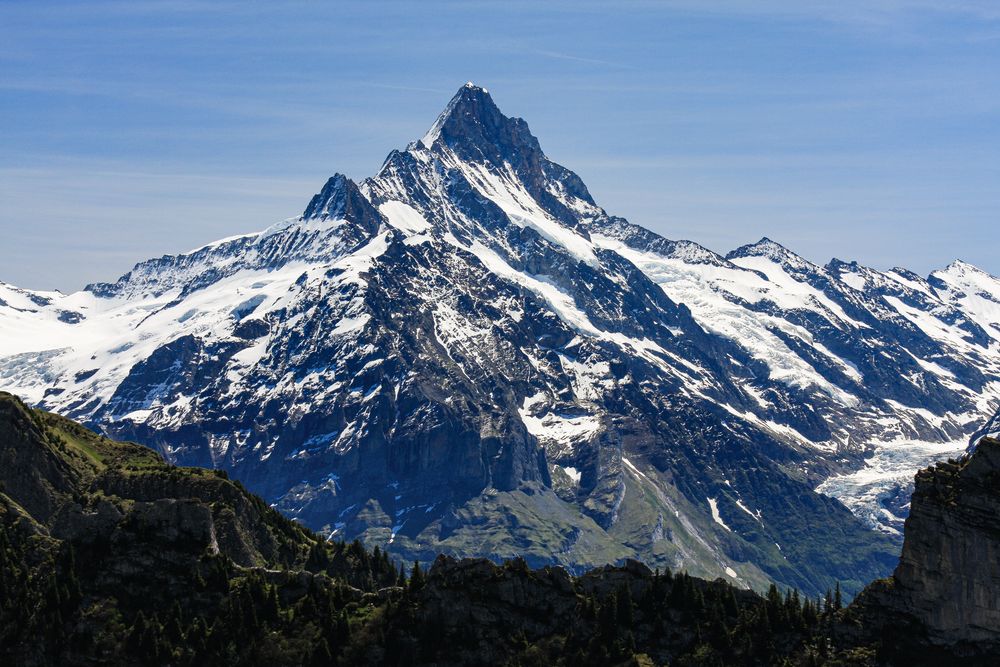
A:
379;200;432;235
519;393;601;451
707;497;731;532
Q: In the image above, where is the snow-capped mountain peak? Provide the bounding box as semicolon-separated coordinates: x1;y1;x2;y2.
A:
943;259;989;275
726;237;809;267
302;172;373;222
929;259;1000;343
420;82;508;150
2;82;999;597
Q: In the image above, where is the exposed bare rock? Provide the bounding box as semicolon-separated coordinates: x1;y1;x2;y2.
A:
847;436;1000;660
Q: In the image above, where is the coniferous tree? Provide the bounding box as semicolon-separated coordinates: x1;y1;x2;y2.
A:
598;593;618;643
311;638;333;666
408;561;425;592
617;584;634;627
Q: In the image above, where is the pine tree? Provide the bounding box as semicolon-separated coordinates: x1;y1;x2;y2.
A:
127;611;147;655
408;561;425;593
598;593;618;642
617;584;634;627
724;587;739;618
264;584;280;622
311;638;333;666
336;609;351;643
766;584;782;617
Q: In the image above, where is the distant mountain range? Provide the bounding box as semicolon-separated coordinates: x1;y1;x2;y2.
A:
2;83;999;596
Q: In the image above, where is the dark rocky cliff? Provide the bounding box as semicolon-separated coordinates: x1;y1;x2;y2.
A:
845;436;1000;662
896;437;1000;645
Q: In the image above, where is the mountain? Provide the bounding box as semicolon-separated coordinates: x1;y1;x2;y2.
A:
1;83;999;597
0;391;400;665
3;391;996;666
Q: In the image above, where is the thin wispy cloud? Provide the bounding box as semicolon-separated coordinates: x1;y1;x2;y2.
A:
1;0;998;289
355;83;455;95
532;50;626;68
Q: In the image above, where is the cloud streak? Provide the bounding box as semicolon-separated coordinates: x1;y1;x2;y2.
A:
1;0;997;287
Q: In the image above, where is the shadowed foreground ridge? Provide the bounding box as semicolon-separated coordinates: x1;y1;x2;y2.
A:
1;392;998;666
0;392;399;666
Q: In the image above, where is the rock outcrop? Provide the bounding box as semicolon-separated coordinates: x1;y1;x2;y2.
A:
847;436;1000;660
0;391;407;666
895;437;1000;645
0;390;326;575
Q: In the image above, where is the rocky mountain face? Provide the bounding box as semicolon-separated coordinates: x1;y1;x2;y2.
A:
2;83;1000;597
0;391;322;573
847;436;1000;659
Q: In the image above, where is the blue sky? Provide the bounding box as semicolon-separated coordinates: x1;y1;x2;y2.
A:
2;1;999;291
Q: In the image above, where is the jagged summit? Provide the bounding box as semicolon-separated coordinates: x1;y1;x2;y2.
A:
83;172;384;299
726;237;798;262
302;173;350;220
368;82;599;237
944;259;976;271
420;82;500;148
827;258;859;270
937;258;998;280
301;172;381;229
414;82;553;174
